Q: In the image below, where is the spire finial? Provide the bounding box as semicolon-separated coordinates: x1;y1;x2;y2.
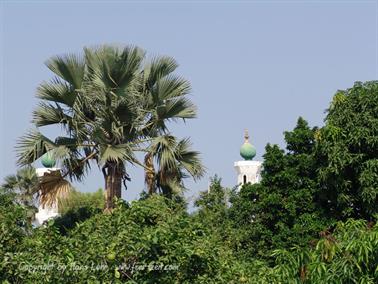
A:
244;129;249;143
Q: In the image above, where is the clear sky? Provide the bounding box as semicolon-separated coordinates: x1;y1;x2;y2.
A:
1;1;377;202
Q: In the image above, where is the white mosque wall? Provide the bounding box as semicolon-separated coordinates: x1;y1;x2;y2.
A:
234;160;262;190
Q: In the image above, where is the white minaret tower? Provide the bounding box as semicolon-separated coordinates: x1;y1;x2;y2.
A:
234;129;262;190
34;152;60;226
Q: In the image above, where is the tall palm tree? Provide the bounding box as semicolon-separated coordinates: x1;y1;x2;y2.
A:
146;135;205;197
17;45;204;210
138;56;204;195
17;45;144;210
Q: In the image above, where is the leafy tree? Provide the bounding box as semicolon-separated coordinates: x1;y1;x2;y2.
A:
17;45;203;210
47;189;106;234
58;188;104;215
229;118;332;259
194;175;229;227
193;175;238;261
271;218;378;283
0;188;31;281
317;81;378;221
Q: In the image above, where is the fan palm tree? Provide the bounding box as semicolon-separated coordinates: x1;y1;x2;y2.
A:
1;167;38;221
147;135;205;197
138;56;204;195
17;45;204;210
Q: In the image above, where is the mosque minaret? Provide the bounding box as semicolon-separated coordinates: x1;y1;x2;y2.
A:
234;130;262;189
34;152;60;226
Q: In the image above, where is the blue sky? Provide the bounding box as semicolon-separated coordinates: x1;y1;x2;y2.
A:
1;1;377;202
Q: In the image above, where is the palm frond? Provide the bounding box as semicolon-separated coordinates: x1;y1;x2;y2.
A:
163;97;197;120
147;136;205;196
114;99;138;125
61;156;92;182
55;136;80;149
153;75;191;101
2;175;18;190
16;129;56;166
159;176;184;195
1;166;38;210
176;138;205;180
37;78;77;107
84;45;144;95
32;102;73;127
99;144;136;165
115;46;145;91
38;170;72;207
45;53;85;89
151;135;178;171
145;56;178;90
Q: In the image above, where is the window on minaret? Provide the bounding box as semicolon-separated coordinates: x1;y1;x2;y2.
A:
243;175;247;184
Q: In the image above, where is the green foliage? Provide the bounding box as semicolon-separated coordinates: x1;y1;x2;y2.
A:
317;81;378;220
195;175;229;217
58;188;104;215
229;118;332;259
271;219;378;283
1;167;38;222
4;195;260;283
194;176;233;242
0;189;31;281
5;191;375;283
50;189;105;235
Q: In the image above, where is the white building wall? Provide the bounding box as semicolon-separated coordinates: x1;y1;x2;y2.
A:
234;160;262;190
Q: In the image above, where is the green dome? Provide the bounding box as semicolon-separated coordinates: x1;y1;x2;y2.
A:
41;152;56;168
240;142;256;160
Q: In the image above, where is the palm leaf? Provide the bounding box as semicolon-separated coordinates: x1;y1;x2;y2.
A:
114;46;145;91
45;53;85;89
153;75;191;101
37;77;77;107
32;102;73;127
84;45;144;94
99;144;136;165
38;170;72;207
151;135;177;171
145;56;178;90
16;129;56;166
163;97;197;120
176;138;205;179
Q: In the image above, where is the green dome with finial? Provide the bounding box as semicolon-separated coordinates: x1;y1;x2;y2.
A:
240;129;256;160
41;152;56;168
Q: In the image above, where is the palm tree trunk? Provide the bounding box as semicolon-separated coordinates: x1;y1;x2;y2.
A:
144;153;156;195
103;162;123;211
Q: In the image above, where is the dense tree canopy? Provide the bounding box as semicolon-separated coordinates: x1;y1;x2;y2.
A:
317;81;378;221
2;196;260;283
